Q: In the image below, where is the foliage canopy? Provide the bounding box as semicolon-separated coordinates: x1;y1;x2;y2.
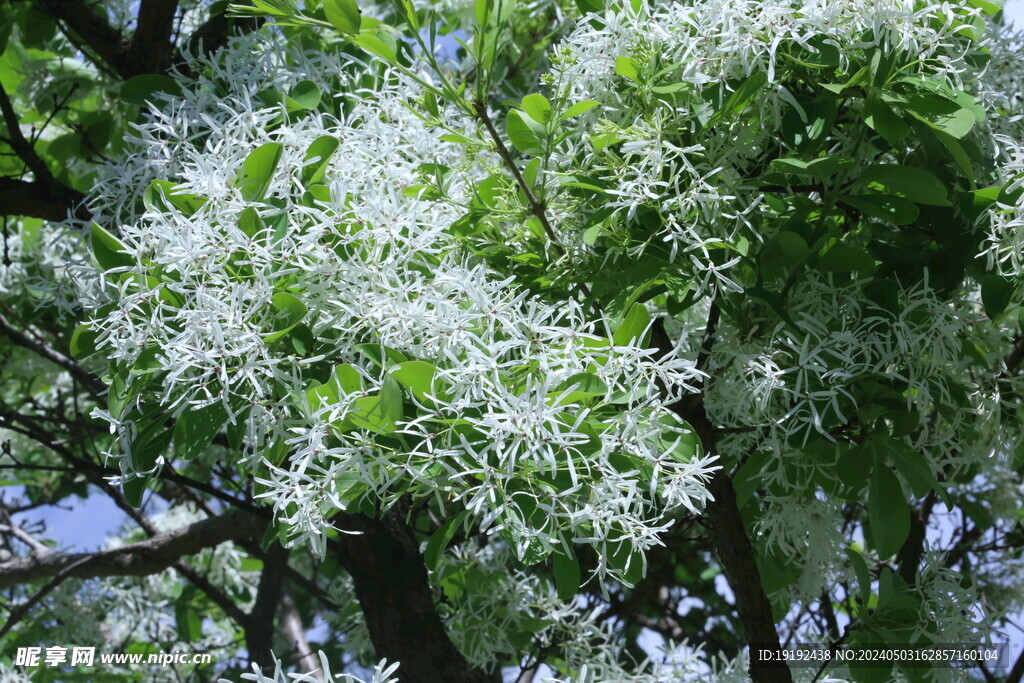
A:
2;0;1024;682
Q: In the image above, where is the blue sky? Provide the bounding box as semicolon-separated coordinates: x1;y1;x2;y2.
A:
1007;0;1024;27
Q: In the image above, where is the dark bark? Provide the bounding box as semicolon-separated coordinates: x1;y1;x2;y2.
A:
0;310;104;395
335;509;497;683
32;0;136;79
128;0;179;75
896;491;935;586
0;510;264;589
0;178;85;221
247;544;289;674
688;408;793;683
659;306;792;683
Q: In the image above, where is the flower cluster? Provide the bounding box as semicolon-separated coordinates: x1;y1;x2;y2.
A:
540;0;988;296
77;31;717;582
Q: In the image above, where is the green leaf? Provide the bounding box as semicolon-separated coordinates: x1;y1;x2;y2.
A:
121;74;181;106
129;413;173;471
264;292;307;342
933;128;975;188
816;244;875;273
902;93;975;139
864;98;909;144
390;360;437;399
424;510;469;571
333;364;363;394
614;56;639;81
967;0;1002;15
301;135;340;185
238;206;265;239
108;369;140;419
857;165;950;206
175;601;202;642
561;100;600;120
122;476;149;508
704;71;768;130
347;376;403;433
236;142;283;202
769;156;852;180
839;194;919;225
90;223;133;270
521;94;551;124
555;372;608;398
607;540;645;585
881;437;938;499
773;231;809;259
355;343;408;368
287;79;321;110
981;274;1013;319
506;109;542;155
868;465;910;560
306;377;339;414
173;402;228;460
144;180;205;217
844;547;872;613
324;0;361;33
612;303;651;347
553;549;581;601
70;324;99;359
353;34;397;65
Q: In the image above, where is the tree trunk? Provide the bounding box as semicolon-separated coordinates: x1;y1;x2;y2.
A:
335;509;496;683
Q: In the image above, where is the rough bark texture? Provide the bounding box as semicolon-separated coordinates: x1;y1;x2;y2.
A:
335;509;498;683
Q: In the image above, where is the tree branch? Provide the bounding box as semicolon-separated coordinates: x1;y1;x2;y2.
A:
32;0;135;79
0;509;263;590
280;587;323;681
128;0;179;75
247;544;288;673
0;310;105;397
332;507;498;683
0;554;96;639
472;100;563;253
0;81;88;220
656;304;792;683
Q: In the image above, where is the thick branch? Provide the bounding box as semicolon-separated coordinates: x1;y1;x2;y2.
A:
247;544;288;674
33;0;135;79
0;82;88;219
93;476;253;626
128;0;179;75
333;508;497;683
0;510;263;590
280;588;323;681
0;178;84;221
896;491;936;586
689;410;792;683
657;305;792;683
0;84;55;183
0;554;96;639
